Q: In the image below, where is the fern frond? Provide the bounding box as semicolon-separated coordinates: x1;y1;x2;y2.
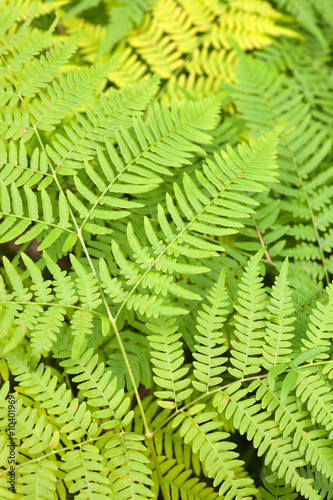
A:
185;47;236;85
15;404;60;456
30;305;65;368
295;367;333;436
232;50;333;281
62;17;106;64
213;382;321;500
70;255;102;310
300;466;333;500
192;269;229;393
6;350;98;441
115;0;297;85
14;35;79;100
29;60;116;131
17;458;58;500
229;248;267;378
101;238;192;319
262;258;296;369
257;379;333;480
128;14;183;79
0;27;53;75
101;0;153;54
178;0;221;29
109;129;280;322
17;0;67;20
155;456;218;500
45;74;161;173
62;444;113;500
105;330;152;390
0;102;33;141
203;4;298;51
152;0;198;53
62;348;153;499
62;348;133;430
0;173;76;252
105;433;154;500
44;253;104;359
108;46;148;87
173;409;256;499
259;466;298;500
275;0;326;47
301;283;333;359
1;3;333;498
62;92;223;240
148;318;192;409
2;245;107;361
0;0;28;43
43;251;78;306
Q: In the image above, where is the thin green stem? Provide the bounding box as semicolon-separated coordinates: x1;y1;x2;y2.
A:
147;435;170;500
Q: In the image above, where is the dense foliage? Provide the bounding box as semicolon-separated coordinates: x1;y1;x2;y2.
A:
1;1;333;499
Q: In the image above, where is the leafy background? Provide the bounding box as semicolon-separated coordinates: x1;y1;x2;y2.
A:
1;0;333;499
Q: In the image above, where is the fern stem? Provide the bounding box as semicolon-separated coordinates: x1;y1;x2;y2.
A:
254;224;273;264
147;435;170;500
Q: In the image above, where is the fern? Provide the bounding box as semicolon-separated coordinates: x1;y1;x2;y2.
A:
192;269;229;393
1;2;333;499
262;257;296;369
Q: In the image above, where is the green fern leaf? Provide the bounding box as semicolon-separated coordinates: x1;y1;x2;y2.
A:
62;444;112;500
155;456;219;500
262;258;296;369
17;458;58;500
16;35;80;99
100;0;153;54
105;433;154;500
301;283;333;359
229;248;267;378
45;75;161;173
213;383;321;500
193;269;229;392
148;318;192;409
174;410;256;499
6;349;98;441
29;59;117;131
